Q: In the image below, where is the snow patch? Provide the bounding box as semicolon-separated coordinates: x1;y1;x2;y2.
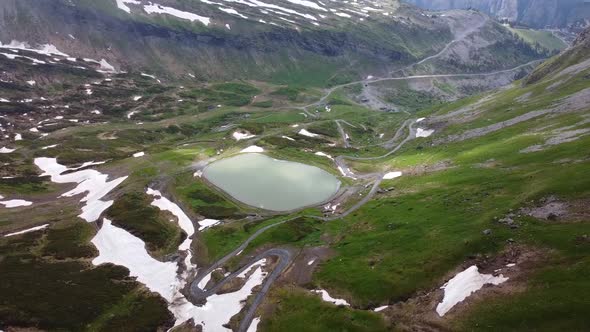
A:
436;265;508;316
0;199;33;208
4;224;48;237
312;289;350;306
383;171;402;180
198;218;221;231
416;128;434;138
92;218;179;301
240;145;264;153
144;4;211;25
314;151;333;160
247;317;261;332
0;147;15;153
115;0;141;13
34;157;127;222
146;188;196;271
232;131;256;141
298;129;320;138
133;151;145;158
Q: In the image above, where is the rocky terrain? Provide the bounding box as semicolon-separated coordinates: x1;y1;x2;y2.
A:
0;0;550;84
405;0;590;29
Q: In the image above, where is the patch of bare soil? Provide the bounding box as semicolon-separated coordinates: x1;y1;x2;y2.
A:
515;91;533;103
383;246;547;332
97;131;118;140
520;196;590;223
473;158;502;169
434;87;590;146
282;246;335;286
403;160;454;176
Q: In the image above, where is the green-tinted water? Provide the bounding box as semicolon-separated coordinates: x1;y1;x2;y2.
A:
203;153;340;211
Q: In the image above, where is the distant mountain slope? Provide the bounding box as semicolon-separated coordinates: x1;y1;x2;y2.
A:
404;0;590;29
0;0;548;86
524;25;590;84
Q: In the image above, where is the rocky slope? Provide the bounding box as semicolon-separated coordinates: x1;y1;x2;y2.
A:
0;0;548;85
405;0;590;29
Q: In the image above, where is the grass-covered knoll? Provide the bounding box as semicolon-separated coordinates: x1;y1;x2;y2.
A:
0;224;173;331
509;28;567;52
106;192;184;257
172;173;246;220
42;221;98;260
381;81;444;112
179;82;261;107
270;86;307;101
260;287;388;332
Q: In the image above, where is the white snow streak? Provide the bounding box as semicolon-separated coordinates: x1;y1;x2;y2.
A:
436;265;508;316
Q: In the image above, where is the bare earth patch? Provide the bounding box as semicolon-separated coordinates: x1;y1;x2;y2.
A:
283;246;335;286
383;246;547;331
520;196;590;223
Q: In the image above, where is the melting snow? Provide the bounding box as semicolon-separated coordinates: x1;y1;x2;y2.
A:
220;7;248;19
314;151;333;160
144;4;211;26
240;145;264;153
99;59;116;72
92;218;179;301
416;128;434;138
0;199;33;208
436;265;508;316
247;317;261;332
4;223;48;237
198;218;221;231
116;0;141;13
171;260;268;330
146;188;196;271
298;129;320;138
281;135;295;141
34;157;127;222
0;40;69;57
312;289;350;306
14;133;22;141
133;151;145;158
232;131;256;141
0;147;15;153
374;305;389;312
383;171;402;180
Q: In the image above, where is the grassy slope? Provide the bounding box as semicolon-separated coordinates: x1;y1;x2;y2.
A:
106;192;184;258
509;28;567;52
247;40;589;329
0;221;173;331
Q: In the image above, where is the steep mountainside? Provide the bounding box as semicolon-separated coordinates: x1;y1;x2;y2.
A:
405;0;590;29
0;0;548;86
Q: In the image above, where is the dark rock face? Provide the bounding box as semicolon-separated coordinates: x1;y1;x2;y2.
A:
404;0;590;29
